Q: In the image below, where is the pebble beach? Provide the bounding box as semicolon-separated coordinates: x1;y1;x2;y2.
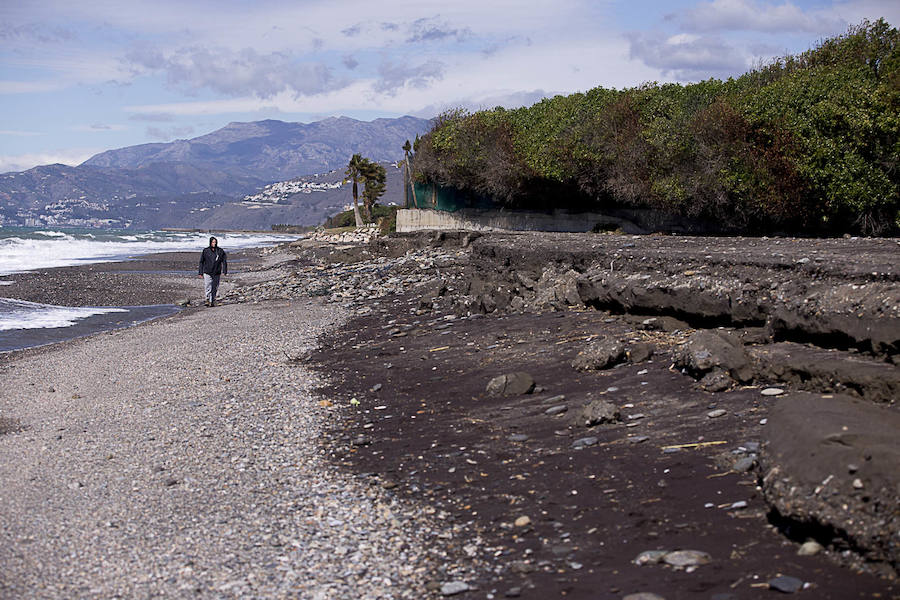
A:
0;246;474;599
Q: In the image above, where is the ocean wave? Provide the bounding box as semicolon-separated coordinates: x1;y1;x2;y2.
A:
0;298;128;331
0;229;299;276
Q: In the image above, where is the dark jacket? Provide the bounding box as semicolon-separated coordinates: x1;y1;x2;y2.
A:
199;246;227;276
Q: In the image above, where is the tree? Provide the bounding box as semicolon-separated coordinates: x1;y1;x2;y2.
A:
361;161;387;221
403;139;418;208
344;153;365;227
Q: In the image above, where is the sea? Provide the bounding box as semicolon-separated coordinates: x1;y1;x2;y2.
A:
0;227;299;353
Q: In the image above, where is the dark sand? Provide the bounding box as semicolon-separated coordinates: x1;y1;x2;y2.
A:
3;234;898;599
314;300;900;599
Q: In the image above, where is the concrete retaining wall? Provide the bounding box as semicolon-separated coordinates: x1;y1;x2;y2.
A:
396;208;648;234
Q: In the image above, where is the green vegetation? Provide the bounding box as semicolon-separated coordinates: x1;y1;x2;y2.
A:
412;20;900;234
323;204;399;234
344;154;388;226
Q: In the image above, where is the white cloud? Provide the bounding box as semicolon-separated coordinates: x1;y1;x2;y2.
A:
0;148;99;173
628;32;749;80
677;0;845;33
0;129;44;137
0;80;63;94
69;123;129;132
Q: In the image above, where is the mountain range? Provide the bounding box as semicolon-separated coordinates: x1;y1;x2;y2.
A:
0;116;431;229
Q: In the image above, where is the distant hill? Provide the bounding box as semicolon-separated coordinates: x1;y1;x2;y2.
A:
0;116;430;229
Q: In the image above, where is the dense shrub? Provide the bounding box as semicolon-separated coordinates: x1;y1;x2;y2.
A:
411;20;899;234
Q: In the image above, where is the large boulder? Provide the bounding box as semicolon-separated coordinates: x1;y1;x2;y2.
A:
572;338;627;371
486;372;536;396
675;330;752;383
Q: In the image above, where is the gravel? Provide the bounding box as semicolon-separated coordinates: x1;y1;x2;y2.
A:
0;296;471;598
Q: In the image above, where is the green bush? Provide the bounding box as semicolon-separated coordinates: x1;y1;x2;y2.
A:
411;19;899;234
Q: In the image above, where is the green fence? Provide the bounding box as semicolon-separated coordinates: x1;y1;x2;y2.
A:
405;180;497;212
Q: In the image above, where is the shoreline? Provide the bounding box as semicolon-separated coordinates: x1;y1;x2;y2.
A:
1;230;897;598
0;245;292;357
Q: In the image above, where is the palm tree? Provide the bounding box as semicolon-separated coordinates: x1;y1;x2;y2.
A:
361;161;386;221
403;139;418;208
343;154;365;227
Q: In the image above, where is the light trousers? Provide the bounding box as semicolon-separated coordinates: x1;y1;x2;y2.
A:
203;274;220;304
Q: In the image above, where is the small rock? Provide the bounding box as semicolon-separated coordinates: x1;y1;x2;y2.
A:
662;550;711;568
707;409;727;418
578;399;620;427
486;372;536;396
175;298;191;307
504;587;522;598
852;478;864;489
797;540;824;556
441;581;470;596
729;500;748;510
633;550;668;565
761;387;785;396
623;594;666;600
732;457;755;472
369;383;382;392
699;369;733;392
514;516;531;528
768;575;804;593
571;436;599;450
626;342;654;363
508;433;529;442
572;338;626;371
629;436;650;444
545;404;568;416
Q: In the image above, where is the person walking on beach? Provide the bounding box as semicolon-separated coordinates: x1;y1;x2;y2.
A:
198;236;227;306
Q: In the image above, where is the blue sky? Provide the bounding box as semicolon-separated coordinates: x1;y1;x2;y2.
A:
1;0;897;173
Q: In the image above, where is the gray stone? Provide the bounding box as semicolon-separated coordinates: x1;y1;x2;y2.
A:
504;587;522;598
486;372;536;396
732;457;755;472
623;594;666;600
578;399;621;427
571;436;599;450
508;433;529;442
707;409;727;418
699;369;734;392
675;331;752;382
797;540;824;556
662;549;711;568
545;404;568;416
175;298;191;307
768;575;804;593
441;581;471;596
626;342;654;363
761;387;785;396
633;550;668;565
571;338;626;371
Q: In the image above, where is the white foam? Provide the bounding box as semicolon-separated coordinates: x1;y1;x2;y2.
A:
0;298;128;331
0;231;299;276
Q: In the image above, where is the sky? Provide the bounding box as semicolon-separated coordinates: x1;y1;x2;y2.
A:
1;0;898;173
